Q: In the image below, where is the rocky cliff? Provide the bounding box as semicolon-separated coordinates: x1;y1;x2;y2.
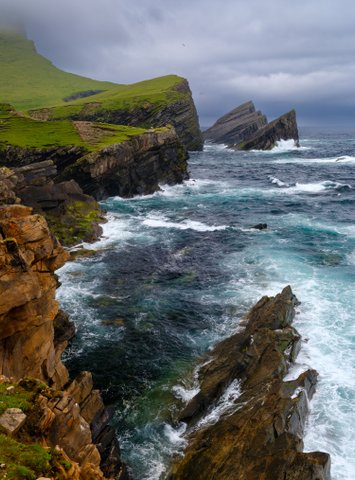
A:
0;106;190;201
58;125;189;199
234;109;300;150
203;100;267;145
168;287;330;480
0;204;126;479
204;102;300;150
29;78;203;152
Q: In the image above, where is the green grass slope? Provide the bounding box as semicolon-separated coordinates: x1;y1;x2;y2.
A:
0;104;152;151
0;30;186;117
35;74;188;120
0;31;116;110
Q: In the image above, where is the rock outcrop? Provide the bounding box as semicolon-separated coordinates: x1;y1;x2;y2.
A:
204;102;300;150
57;126;189;199
168;287;330;480
0;204;125;478
234;109;300;150
203;101;267;145
0;115;190;200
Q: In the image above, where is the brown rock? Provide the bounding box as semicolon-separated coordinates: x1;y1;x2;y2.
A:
0;407;26;435
168;287;330;480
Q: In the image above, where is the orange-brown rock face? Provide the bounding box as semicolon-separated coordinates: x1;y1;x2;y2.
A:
0;204;69;387
0;206;125;479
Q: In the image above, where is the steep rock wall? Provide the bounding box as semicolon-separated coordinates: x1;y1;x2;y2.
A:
0;205;125;479
58;126;189;199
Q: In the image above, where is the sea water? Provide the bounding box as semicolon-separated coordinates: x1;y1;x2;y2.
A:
57;127;355;480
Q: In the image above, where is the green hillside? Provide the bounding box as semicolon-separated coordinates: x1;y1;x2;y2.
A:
0;104;152;151
33;75;187;120
0;31;117;110
0;30;186;116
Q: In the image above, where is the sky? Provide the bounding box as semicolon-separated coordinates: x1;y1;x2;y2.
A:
2;0;355;127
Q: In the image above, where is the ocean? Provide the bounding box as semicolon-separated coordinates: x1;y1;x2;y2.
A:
57;127;355;480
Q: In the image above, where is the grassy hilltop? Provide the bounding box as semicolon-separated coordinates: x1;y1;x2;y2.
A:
0;31;117;110
0;30;186;114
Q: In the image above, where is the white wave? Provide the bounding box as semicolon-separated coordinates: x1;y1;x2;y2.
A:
287;180;352;194
273;154;355;165
252;139;310;154
268;175;290;187
163;422;187;448
172;385;200;402
143;215;227;232
197;379;241;428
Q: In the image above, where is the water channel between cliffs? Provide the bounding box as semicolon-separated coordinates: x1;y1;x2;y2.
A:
57;128;355;480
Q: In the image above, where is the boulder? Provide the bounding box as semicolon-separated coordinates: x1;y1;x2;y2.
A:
0;408;26;435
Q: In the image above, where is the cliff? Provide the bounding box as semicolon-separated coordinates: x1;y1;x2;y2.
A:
58;125;188;199
0;204;126;479
234;109;300;150
29;77;203;151
0;105;189;201
203;100;267;145
168;287;330;480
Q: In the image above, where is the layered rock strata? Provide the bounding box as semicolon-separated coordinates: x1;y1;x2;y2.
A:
0;126;189;200
0;205;125;478
204;102;299;150
58;126;189;199
168;286;330;480
203;100;267;145
234;109;300;150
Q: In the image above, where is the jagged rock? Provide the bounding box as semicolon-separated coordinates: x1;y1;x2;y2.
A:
0;408;26;435
203;101;267;145
0;205;69;386
58;126;189;199
234;109;299;150
168;287;330;480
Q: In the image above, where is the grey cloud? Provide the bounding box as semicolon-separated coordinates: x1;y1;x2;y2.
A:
1;0;355;125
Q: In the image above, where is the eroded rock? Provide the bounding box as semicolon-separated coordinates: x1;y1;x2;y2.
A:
168;287;330;480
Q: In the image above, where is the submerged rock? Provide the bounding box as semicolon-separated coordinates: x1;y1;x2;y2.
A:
252;222;267;230
168;287;330;480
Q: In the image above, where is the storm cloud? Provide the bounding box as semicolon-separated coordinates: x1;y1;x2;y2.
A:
2;0;355;126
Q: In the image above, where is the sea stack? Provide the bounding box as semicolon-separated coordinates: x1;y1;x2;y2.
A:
203;101;267;145
234;109;300;150
204;102;299;150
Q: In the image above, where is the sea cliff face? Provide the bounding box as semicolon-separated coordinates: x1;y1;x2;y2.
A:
168;287;330;480
58;126;189;199
0;203;125;479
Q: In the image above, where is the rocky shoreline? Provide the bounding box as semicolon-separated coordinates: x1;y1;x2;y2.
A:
168;287;330;480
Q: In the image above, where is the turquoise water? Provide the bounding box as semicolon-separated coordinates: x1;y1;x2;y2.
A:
57;129;355;479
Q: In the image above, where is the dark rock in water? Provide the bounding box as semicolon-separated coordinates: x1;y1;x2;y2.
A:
203;100;267;145
252;223;267;230
234;109;300;150
168;286;331;480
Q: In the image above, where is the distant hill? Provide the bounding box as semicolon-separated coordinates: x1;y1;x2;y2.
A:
0;30;116;110
0;30;203;150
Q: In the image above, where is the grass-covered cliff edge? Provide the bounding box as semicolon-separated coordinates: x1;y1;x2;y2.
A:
0;30;203;151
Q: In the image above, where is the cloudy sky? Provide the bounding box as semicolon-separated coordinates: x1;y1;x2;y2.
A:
2;0;355;126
